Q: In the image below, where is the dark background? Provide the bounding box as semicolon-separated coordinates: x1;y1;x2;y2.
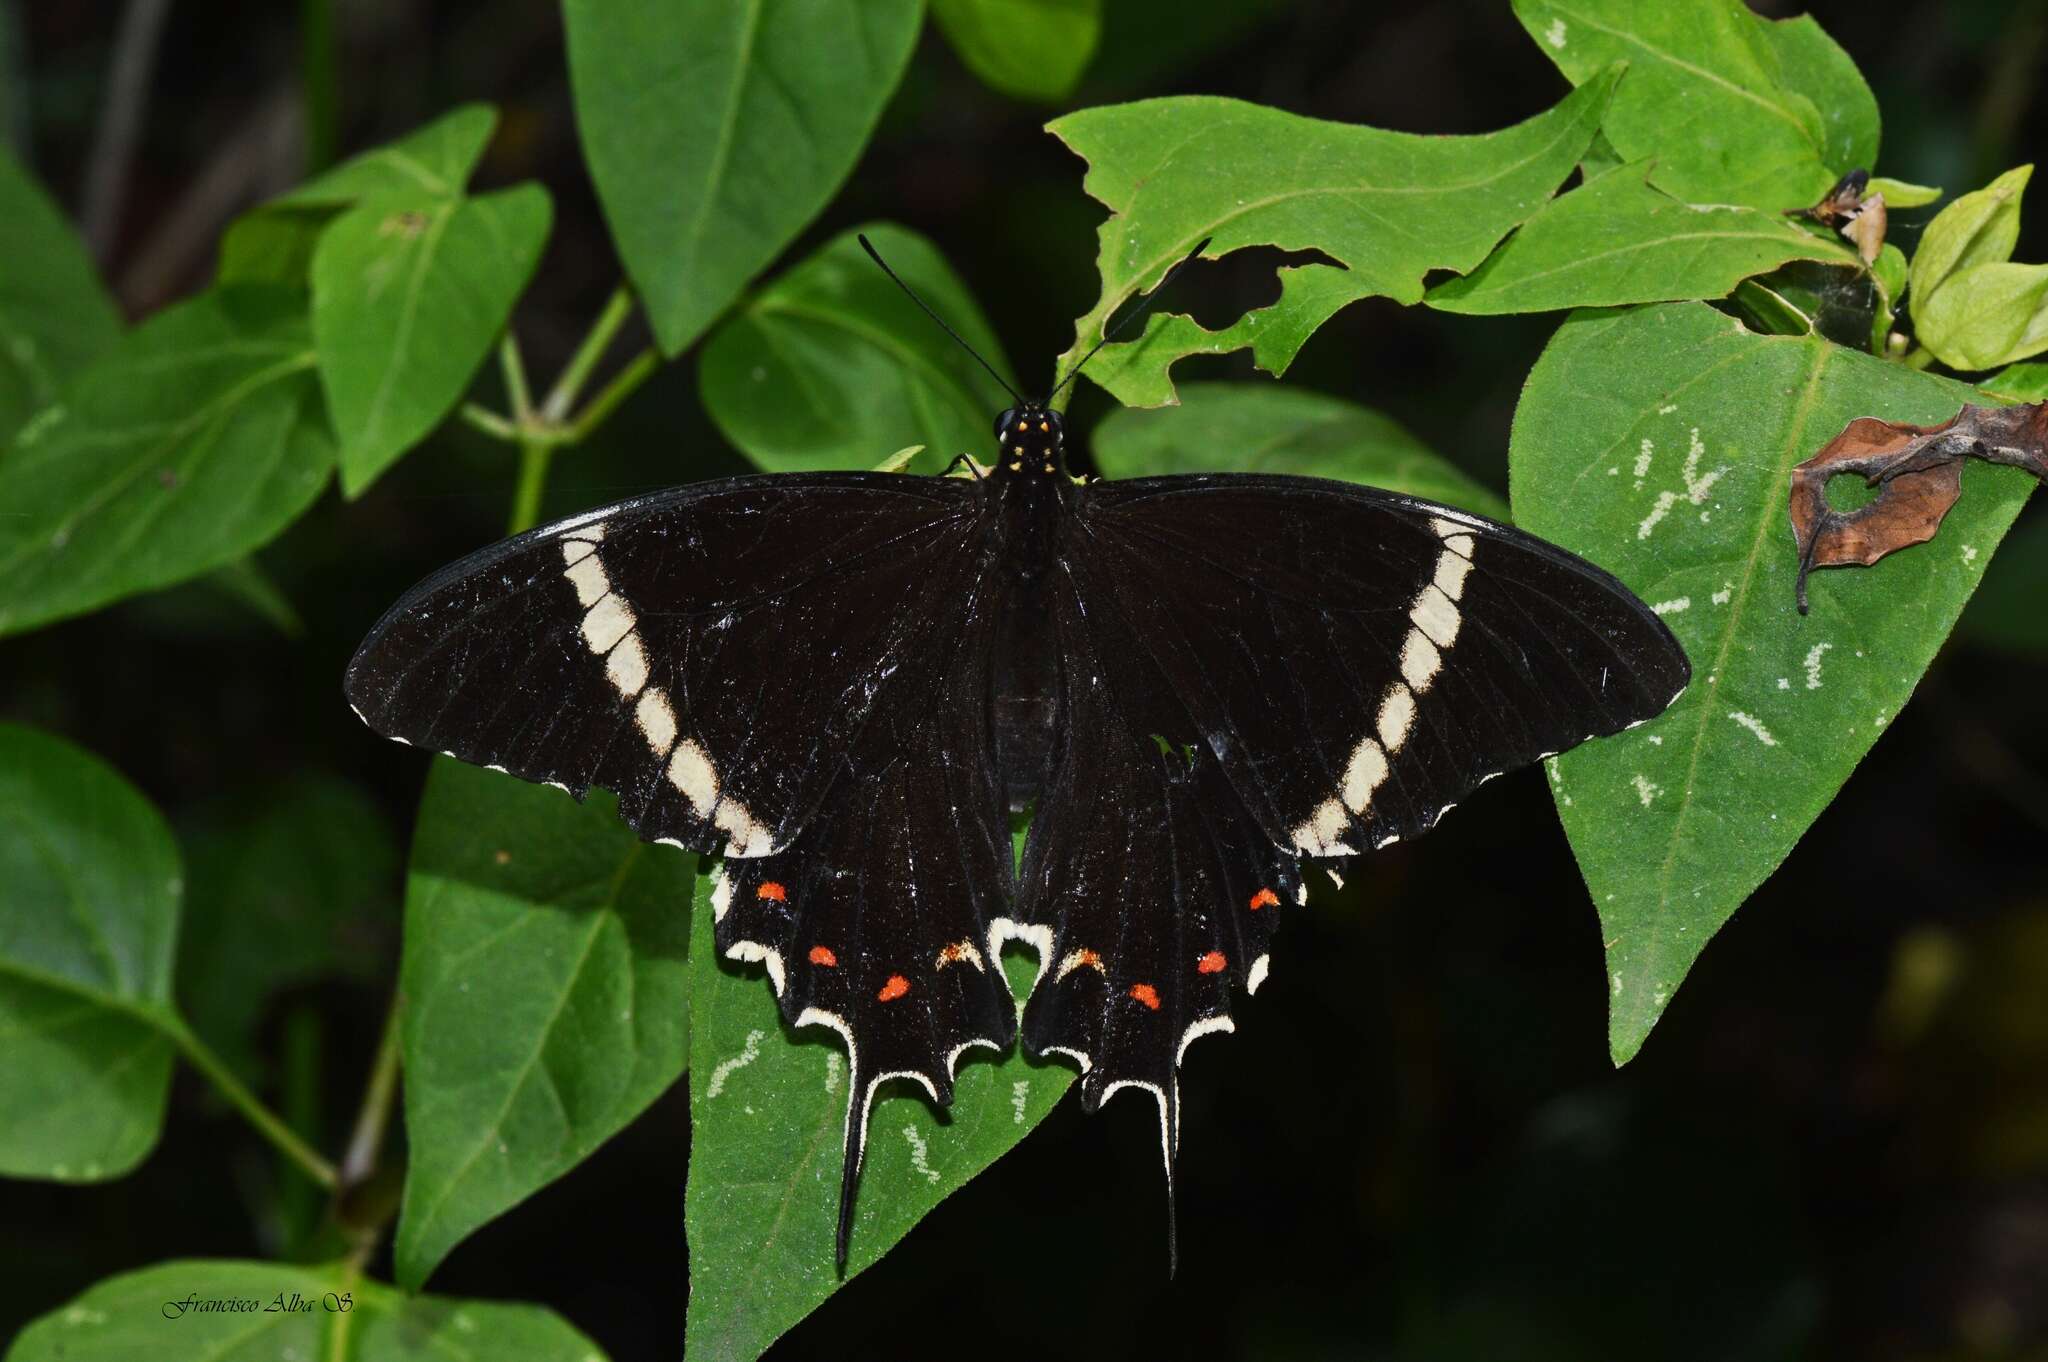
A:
4;1;2047;1358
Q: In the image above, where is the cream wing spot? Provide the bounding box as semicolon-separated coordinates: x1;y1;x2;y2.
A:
668;738;719;814
606;634;650;696
564;554;610;607
1411;582;1462;646
634;689;677;754
1377;684;1416;753
1434;550;1474;602
1343;737;1388;814
1247;954;1271;995
581;595;634;653
1400;631;1441;692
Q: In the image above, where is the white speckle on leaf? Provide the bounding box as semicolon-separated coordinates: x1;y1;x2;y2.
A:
454;1313;476;1334
1804;641;1832;689
1608;466;1619;475
63;1307;105;1326
1633;774;1661;807
904;1125;940;1184
707;1029;765;1098
1652;989;1668;1007
1012;1080;1030;1124
1728;711;1778;746
825;1051;843;1095
1648;735;1663;745
1777;678;1790;690
1633;438;1654;487
1681;428;1727;504
1651;597;1690;615
1963;544;1978;565
1611;972;1624;996
1658;403;1678;415
1637;491;1679;539
1545;17;1567;47
1712;584;1733;605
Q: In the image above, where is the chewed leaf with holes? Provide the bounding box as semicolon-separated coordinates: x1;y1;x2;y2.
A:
394;760;692;1290
683;869;1072;1361
1048;69;1616;407
1510;303;2033;1063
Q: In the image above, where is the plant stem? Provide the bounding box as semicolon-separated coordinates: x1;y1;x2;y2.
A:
564;347;660;443
338;999;402;1192
168;1019;338;1191
499;333;535;423
459;401;522;442
508;438;554;535
1903;346;1935;371
542;286;636;423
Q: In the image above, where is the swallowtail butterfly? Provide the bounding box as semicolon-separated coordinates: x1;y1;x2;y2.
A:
345;239;1689;1269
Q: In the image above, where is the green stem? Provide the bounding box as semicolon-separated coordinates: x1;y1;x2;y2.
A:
508;438;554;535
168;1019;338;1191
564;347;660;444
498;333;535;423
459;401;521;442
338;999;402;1192
1903;346;1936;371
542;286;636;422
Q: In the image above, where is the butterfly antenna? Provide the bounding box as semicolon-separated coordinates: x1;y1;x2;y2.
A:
858;233;1022;406
1047;236;1213;404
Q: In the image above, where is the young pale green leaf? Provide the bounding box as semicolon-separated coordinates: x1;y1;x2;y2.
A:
176;778;397;1081
1510;303;2033;1064
1914;261;2048;372
684;864;1073;1361
1983;360;2048;402
5;1259;610;1361
1911;164;2032;330
279;103;499;209
565;0;921;356
0;725;180;1180
1512;0;1875;209
1867;176;1941;209
312;184;553;496
932;0;1102;101
0;150;121;443
1426;162;1857;315
395;760;693;1291
0;286;332;639
700;223;1014;476
1091;380;1509;518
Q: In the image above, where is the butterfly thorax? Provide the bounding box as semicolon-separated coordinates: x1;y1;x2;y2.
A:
987;403;1070;809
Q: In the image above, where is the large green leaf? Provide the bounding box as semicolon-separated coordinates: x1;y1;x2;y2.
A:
312;184;552;496
565;0;923;356
684;863;1073;1361
1509;303;2033;1063
1915;261;2048;371
0;286;333;638
932;0;1102;101
0;725;180;1180
395;760;693;1290
176;778;397;1081
1090;380;1509;518
1910;164;2030;329
700;223;1014;476
1426;162;1857;315
4;1259;609;1361
1512;0;1876;209
1050;70;1616;407
0;150;121;444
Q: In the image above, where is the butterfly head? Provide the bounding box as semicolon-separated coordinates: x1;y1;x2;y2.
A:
995;403;1065;476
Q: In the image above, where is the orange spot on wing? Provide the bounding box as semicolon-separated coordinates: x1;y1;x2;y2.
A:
1197;951;1227;974
808;945;838;967
878;974;911;1003
1248;887;1280;911
1129;982;1161;1010
756;881;787;902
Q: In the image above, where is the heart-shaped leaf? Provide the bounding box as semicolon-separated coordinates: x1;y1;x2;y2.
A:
0;150;120;443
564;0;922;356
684;864;1073;1361
312;184;552;496
0;725;180;1180
1050;68;1616;406
1509;303;2033;1063
394;760;693;1290
1426;162;1857;315
700;223;1015;476
1090;380;1509;518
1911;164;2031;326
0;286;332;639
932;0;1103;101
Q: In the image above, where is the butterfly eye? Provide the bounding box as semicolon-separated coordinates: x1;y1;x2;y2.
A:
994;408;1019;439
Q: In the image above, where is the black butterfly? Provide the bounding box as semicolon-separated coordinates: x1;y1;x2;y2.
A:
345;239;1689;1270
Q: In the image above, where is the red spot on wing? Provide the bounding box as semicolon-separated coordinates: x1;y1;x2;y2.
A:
1129;982;1161;1010
1248;887;1280;911
878;974;911;1003
1197;951;1227;974
808;945;838;967
756;881;787;902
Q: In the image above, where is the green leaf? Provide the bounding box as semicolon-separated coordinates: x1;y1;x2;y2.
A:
932;0;1103;101
216;206;338;288
0;286;333;639
700;223;1013;476
395;760;693;1290
565;0;923;356
1911;164;2032;330
1509;303;2033;1063
1091;380;1509;518
1914;261;2048;371
1982;360;2048;402
5;1259;610;1361
684;863;1073;1360
1731;278;1817;337
1959;514;2048;656
0;150;121;444
1869;240;1908;354
176;778;397;1081
312;184;553;496
1427;162;1856;315
0;725;180;1180
1867;175;1941;209
1052;70;1616;406
1512;0;1876;209
279;103;499;209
